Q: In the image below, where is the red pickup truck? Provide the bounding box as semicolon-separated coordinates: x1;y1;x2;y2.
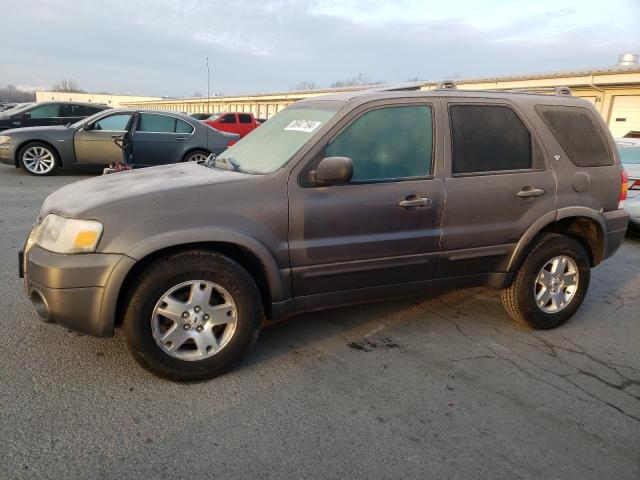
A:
202;112;263;138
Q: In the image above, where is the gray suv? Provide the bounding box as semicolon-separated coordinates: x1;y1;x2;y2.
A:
20;86;629;380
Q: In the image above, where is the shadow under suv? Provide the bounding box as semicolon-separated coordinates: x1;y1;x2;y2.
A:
19;85;629;380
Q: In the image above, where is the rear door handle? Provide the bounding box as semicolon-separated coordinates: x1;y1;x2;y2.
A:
398;196;432;208
517;187;545;198
176;136;187;141
111;134;121;138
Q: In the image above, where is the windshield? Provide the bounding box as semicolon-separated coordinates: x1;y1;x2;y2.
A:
619;146;640;165
216;103;341;174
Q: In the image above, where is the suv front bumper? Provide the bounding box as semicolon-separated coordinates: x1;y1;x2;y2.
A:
21;243;136;337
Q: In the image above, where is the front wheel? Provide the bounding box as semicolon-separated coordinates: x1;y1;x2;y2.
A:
501;233;591;329
19;142;58;176
123;250;262;380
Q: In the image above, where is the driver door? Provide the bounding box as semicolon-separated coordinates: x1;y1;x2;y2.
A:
73;112;134;165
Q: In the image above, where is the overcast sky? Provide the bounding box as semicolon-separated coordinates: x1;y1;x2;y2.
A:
0;0;638;97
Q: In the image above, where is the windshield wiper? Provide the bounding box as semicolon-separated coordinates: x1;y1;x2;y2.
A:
214;156;241;172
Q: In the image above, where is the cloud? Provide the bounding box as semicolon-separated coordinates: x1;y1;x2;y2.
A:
0;0;637;96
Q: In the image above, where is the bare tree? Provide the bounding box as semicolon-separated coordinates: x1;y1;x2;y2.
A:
292;81;318;91
52;79;84;93
330;73;380;88
0;85;36;103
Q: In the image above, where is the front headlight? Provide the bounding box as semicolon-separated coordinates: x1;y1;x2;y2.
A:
0;135;11;144
32;214;103;254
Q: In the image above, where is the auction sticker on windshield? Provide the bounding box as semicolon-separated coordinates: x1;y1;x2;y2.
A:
284;120;322;133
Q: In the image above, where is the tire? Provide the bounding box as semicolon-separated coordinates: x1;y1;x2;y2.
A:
18;141;59;176
123;250;262;381
182;149;210;164
501;233;591;329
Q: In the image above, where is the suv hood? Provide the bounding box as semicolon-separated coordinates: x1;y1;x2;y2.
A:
41;163;249;218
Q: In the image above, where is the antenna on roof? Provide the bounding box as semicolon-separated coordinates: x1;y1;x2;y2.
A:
435;80;457;90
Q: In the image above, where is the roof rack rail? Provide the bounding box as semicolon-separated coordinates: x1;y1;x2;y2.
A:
499;86;572;96
435;80;457;90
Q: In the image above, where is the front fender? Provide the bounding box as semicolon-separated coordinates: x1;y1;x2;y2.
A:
125;226;289;301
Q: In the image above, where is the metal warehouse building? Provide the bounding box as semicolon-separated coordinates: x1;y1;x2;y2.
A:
45;54;640;137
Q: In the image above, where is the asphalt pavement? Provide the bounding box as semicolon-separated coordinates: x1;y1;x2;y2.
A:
0;165;638;479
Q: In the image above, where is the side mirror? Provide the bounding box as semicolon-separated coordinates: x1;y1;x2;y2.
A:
23;112;31;119
310;156;353;186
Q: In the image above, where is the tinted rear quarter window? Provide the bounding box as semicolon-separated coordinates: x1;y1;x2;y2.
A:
449;104;533;174
536;105;612;167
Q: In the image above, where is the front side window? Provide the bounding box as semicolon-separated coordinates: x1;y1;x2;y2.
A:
536;105;612;167
326;105;433;181
450;104;533;174
93;113;132;131
28;104;60;118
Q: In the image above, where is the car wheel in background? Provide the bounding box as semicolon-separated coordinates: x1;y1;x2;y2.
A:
183;149;210;165
501;233;591;330
123;250;262;381
18;142;58;176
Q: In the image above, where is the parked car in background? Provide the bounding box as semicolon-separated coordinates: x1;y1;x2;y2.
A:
0;109;238;175
0;101;109;132
19;87;628;380
0;102;34;113
617;138;640;227
203;112;261;137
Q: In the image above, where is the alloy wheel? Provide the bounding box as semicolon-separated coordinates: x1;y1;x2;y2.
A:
534;255;579;313
151;280;238;361
23;146;55;174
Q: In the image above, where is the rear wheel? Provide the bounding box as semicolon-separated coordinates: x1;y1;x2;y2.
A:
123;250;262;380
183;149;210;164
501;233;591;329
19;142;58;176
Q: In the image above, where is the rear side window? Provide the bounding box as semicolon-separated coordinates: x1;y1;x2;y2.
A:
536;106;612;167
219;114;236;124
238;114;252;124
326;105;433;181
138;113;175;133
176;119;194;134
449;104;533;174
60;104;86;117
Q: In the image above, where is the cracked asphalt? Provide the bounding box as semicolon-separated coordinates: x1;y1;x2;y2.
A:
0;166;639;479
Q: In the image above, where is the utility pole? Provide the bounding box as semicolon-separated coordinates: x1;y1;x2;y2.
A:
206;56;211;113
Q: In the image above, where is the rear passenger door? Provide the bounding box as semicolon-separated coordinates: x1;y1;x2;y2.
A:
131;113;195;165
437;100;556;278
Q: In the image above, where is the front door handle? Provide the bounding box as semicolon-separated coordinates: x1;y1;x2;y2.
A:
176;136;187;141
398;196;432;208
517;187;545;198
111;134;121;138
